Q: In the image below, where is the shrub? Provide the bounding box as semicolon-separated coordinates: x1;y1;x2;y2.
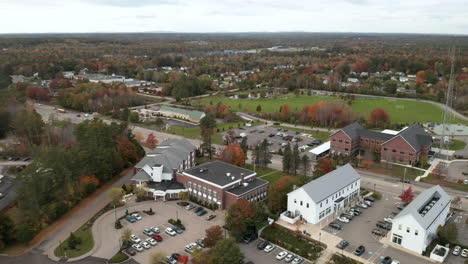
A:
115;220;122;229
177;201;189;207
168;218;186;230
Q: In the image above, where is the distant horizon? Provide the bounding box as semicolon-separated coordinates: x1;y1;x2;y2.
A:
1;0;467;35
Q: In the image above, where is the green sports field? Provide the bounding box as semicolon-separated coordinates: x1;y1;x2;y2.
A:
193;94;467;124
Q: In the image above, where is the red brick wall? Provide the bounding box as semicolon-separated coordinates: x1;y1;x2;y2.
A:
381;136;417;165
330;130;355;155
176;173;225;208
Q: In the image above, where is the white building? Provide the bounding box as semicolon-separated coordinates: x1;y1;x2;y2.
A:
280;164;360;225
390;185;451;254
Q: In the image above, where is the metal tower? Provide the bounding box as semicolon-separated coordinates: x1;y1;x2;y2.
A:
439;47;456;154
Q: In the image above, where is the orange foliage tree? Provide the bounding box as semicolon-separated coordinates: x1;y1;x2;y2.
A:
279;104;291;121
268;175;297;212
369;108;390;128
145;133;158;148
217;143;245;167
117;136;138;166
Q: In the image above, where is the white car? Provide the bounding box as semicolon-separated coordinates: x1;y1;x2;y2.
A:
146;238;157;246
391;261;400;264
165;227;177;236
151;227;160;234
364;200;373;206
132;213;142;220
292;257;304;264
461;249;468;258
453;246;461;256
337;216;350;223
264;244;276;253
285;254;295;262
384;217;393;223
185;244;195;254
130;234;141;243
358;203;368;209
276;251;288;260
132;243;144;252
141;242;151;249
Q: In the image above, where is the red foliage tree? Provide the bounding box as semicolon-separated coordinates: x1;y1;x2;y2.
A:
26;85;50;101
117;136;138;165
369;108;390;127
279;104;291;121
268;175;297;212
203;225;224;248
217;103;229;117
399;186;415;204
217;143;245;167
145;133;158;148
319;158;334;174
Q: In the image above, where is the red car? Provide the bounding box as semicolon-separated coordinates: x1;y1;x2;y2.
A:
152;234;163;242
125;248;136;256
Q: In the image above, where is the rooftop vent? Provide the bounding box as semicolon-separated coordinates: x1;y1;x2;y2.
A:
226;172;231;177
243;182;248;187
199;168;207;173
231;176;235;181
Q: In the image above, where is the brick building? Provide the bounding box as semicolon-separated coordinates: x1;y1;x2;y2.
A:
330;122;432;165
176;161;269;210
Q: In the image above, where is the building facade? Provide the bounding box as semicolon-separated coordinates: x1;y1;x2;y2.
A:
281;164;360;225
176;161;268;210
131;138;196;200
390;185;451;254
330;122;432;165
157;105;206;124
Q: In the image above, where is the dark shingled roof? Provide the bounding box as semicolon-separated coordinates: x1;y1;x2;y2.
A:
341;122;363;139
394;124;432;150
358;129;394;141
146;180;186;191
226;178;269;196
182;161;256;187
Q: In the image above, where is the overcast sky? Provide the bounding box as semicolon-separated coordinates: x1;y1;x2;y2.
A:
0;0;467;34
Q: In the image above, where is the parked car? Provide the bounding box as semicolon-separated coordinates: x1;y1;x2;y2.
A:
264;244;276;253
390;260;400;264
165;227;177;236
152;234;163;242
364;196;375;202
372;229;385;236
195;239;205;248
146;238;157;246
384;217;393;223
197;210;208;216
337;216;350;223
377;221;392;230
364;200;373;207
292;257;304;264
150;227;160;234
357;202;368;209
284;254;295;263
354;245;366;256
172;226;184;234
257;241;269;250
276;251;288;260
206;214;216;221
125;248;136;256
184;244;195;254
337;240;349;250
132;213;142;220
194;206;204;213
185;204;195;210
452;246;461;256
350;207;362;214
397;204;406;210
461;249;468;258
126;215;136;223
131;243;144;252
381;256;392;264
342;212;354;219
143;228;154;236
141;242;151;249
130;234;141;243
328;222;342;230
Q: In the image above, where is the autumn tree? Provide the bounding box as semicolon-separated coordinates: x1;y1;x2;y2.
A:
117;135;138;166
279;104;291;122
210;239;244;264
108;188;124;206
399;186;415;204
313;158;336;178
225;200;266;241
268;175;297;213
145;133;158;149
437;224;458;243
204;225;224;248
121;228;132;243
217;143;245;167
256;105;262;113
150;251;167;264
369;108;390;128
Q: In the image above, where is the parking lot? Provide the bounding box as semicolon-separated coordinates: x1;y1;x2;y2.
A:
321;193;429;264
444;211;468;264
0;168;17;211
239;238;312;264
91;200;224;263
225;125;321;152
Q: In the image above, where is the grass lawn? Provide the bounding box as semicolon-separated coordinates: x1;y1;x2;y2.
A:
109;251;129;263
244;163;284;183
261;171;285;183
448;139;467;151
271;125;331;141
364;163;424;180
54;223;94;258
421;174;468;192
193;94;467;124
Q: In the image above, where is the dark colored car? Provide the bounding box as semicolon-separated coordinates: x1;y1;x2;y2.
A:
152;234;163;242
194;206;204;213
197;210;208;216
125;215;136;223
172;226;184;234
257;240;269;250
364;196;375;202
336;240;349;250
125;248;136;256
381;256;392;264
397;204;406;210
354;245;365;256
328;222;342;230
171;253;180;260
273;122;280;125
269;133;275;137
372;229;385;236
377;221;392;230
312;139;322;145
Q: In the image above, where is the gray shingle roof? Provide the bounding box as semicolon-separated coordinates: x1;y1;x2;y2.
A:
227;178;269;196
394;124;432;150
393;185;451;230
358;129;394;141
182;161;256;187
132;169;151;181
341;122;363;139
146;180;186;191
290;163;360;203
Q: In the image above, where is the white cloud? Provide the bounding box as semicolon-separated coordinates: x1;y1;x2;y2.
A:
0;0;466;34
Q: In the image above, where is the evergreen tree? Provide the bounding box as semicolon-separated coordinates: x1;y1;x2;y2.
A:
301;154;310;177
200;114;216;159
291;144;300;175
240;137;248;161
259;139;272;168
282;144;292;174
252;145;260;168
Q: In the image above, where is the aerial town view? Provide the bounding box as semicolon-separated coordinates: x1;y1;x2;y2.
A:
0;1;467;264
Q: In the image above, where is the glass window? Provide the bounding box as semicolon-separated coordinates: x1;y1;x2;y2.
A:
300;201;303;206
406;227;410;233
415;230;418;236
294;199;297;203
306;203;309;208
392;234;402;245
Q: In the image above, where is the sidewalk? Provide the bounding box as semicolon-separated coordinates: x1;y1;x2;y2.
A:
416;158;441;181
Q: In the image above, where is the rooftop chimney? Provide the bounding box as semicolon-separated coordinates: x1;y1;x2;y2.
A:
240;173;245;185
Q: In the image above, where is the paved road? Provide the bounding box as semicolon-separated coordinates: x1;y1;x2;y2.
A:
0;161;32;166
